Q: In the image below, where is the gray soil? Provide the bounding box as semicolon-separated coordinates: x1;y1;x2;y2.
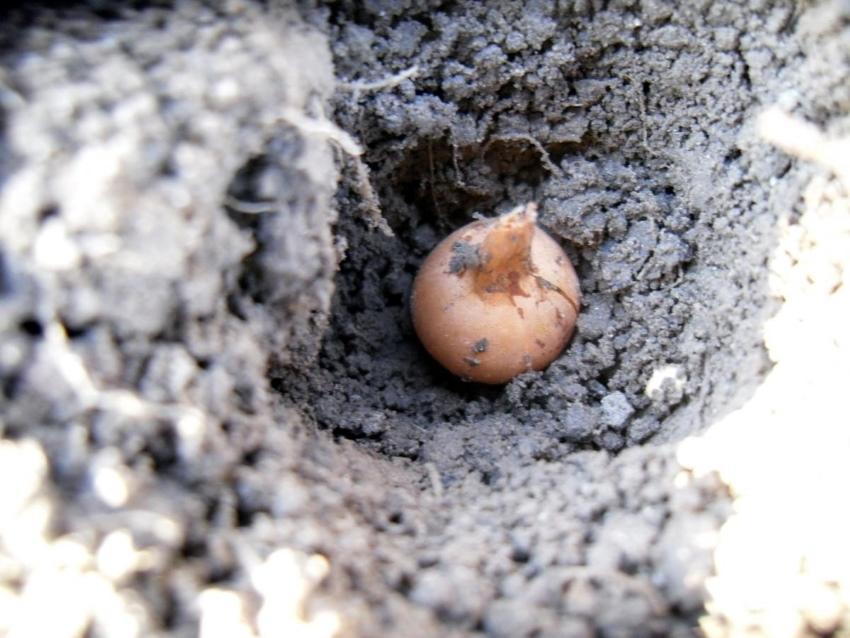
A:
0;1;846;637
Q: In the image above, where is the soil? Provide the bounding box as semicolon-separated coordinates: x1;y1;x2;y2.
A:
0;1;848;637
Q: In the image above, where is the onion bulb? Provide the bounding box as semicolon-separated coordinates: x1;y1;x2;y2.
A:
411;202;581;384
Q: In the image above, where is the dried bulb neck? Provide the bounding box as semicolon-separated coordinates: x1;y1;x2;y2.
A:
474;203;538;295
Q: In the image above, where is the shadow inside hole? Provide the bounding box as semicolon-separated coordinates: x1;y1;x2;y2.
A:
277;74;786;479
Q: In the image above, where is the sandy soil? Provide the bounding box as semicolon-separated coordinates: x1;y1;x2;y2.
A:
0;1;848;636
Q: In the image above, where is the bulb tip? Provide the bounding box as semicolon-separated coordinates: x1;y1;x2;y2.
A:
498;202;538;229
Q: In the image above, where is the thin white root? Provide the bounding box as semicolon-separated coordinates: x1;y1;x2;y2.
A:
352;158;394;237
338;65;419;94
758;107;850;189
424;462;444;499
484;133;563;177
277;107;393;236
224;195;276;214
279;107;363;157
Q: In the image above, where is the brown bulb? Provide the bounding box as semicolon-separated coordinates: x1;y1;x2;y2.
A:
411;202;581;384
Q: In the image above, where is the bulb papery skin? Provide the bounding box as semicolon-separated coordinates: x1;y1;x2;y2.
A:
411;203;581;384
